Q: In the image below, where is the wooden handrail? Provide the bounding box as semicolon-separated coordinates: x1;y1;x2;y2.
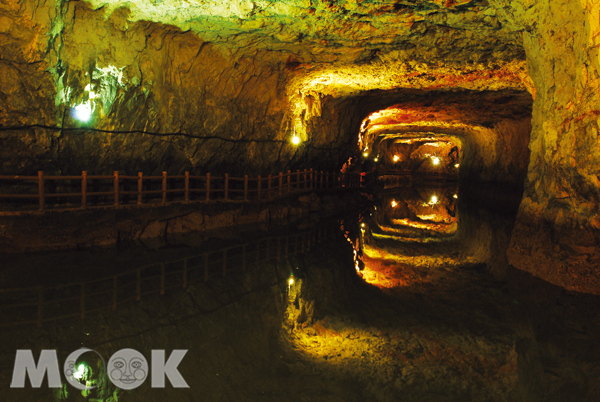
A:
0;169;365;213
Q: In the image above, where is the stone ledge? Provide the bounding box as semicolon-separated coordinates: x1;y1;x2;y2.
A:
508;210;600;295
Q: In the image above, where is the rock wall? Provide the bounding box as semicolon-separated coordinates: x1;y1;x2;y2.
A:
497;0;600;294
1;0;297;175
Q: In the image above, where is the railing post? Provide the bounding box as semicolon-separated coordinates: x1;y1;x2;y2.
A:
244;175;248;202
257;175;262;200
242;245;247;271
277;237;281;261
113;171;119;206
183;259;188;289
112;277;118;310
279;172;283;196
160;263;165;295
81;171;87;209
268;174;272;199
162;171;167;205
287;170;291;194
204;254;209;282
224;173;229;201
37;287;43;327
206;173;211;202
304;169;308;189
296;169;300;190
136;269;141;301
320;170;324;189
256;240;260;264
80;283;85;319
138;172;144;205
184;171;190;202
326;171;329;189
38;171;45;212
310;168;314;189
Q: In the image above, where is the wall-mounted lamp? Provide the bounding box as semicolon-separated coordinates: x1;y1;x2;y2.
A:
291;135;301;145
72;102;93;122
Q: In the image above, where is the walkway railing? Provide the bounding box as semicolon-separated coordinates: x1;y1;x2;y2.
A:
0;169;364;213
0;225;337;328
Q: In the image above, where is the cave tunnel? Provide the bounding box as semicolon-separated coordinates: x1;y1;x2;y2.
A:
2;0;600;401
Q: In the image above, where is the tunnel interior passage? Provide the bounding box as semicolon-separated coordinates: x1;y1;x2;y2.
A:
375;135;461;178
313;89;533;186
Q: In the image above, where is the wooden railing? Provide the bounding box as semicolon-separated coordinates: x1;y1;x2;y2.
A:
0;170;364;213
0;225;336;328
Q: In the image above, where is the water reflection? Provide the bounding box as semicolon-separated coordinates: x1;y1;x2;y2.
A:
371;185;459;240
0;186;599;402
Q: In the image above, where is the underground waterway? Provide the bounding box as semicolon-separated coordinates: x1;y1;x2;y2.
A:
1;183;599;402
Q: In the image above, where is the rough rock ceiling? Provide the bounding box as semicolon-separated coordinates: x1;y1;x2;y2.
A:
85;0;525;63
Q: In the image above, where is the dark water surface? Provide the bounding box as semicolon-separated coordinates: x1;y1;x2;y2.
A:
1;183;599;402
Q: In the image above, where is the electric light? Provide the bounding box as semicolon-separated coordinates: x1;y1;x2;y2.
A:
73;364;86;380
288;277;294;286
454;163;459;168
291;135;301;145
429;195;438;205
72;102;92;122
363;152;369;157
374;157;378;162
361;223;365;228
391;200;397;207
393;155;399;162
431;156;440;166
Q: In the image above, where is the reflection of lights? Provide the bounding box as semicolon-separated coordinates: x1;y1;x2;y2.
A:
73;364;86;380
431;156;440;166
393;155;399;162
391;200;397;207
291;135;301;145
429;195;438;205
72;102;92;122
454;163;460;168
453;194;458;199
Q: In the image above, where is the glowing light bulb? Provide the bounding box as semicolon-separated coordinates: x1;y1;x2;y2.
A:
431;156;440;166
429;195;438;205
291;136;301;145
391;200;397;207
73;102;92;122
73;364;86;380
361;223;365;228
363;152;369;157
288;277;294;285
393;155;399;162
374;157;378;162
454;163;460;168
453;194;458;199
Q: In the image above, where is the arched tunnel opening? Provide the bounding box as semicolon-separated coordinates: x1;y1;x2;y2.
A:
2;0;600;401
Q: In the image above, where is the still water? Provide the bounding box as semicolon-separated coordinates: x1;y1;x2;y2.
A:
1;183;599;402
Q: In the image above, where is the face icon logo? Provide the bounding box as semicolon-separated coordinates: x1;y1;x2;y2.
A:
108;349;148;390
